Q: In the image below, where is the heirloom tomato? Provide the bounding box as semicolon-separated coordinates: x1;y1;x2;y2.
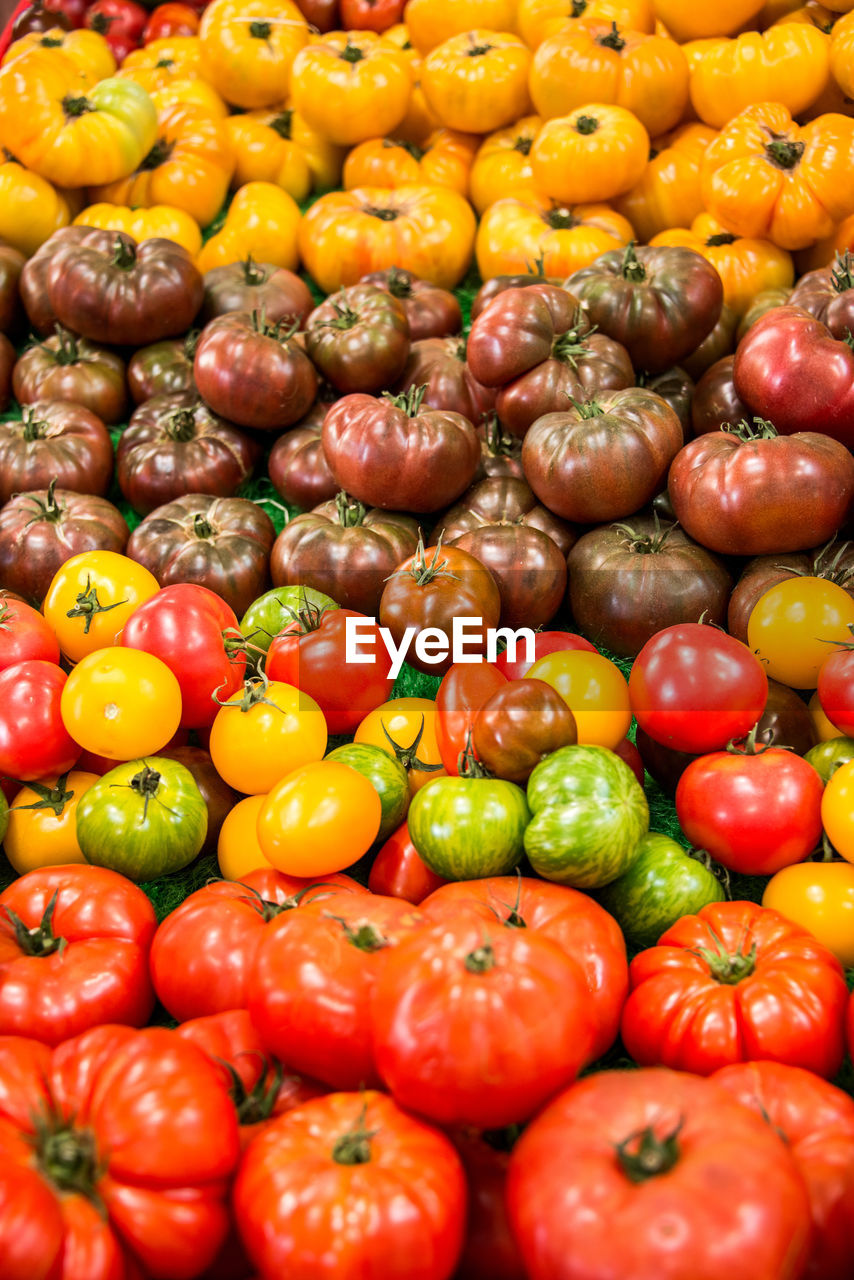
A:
343;130;477;197
526;650;631;749
493;630;596;680
85;0;147;60
435;660;507;774
239;584;338;662
0;864;156;1044
158;743;238;858
421;30;531;134
359;265;462;340
321;743;409;843
201;257;313;327
621;900;848;1078
355;696;446;795
208;674;327;794
60;647;182;760
407;766;530;881
256;758;382;875
0;595;59;671
689;25;831;130
198;0;309;109
517;0;656;47
748;578;854;689
368;821;448;902
472;679;577;785
217;794;269;879
304;283;410;394
598;832;725;950
291;30;411;146
12;327;128;426
0;400;114;508
43;550;160;664
2;770;98;874
0;660;79;783
143;2;200;40
763;862;854;968
195;181;302;275
805;735;854;783
267;412;338;512
818;642;854;735
822;759;854;862
529;103;650;207
789;251;854;341
615;122;717;245
474;194;635;281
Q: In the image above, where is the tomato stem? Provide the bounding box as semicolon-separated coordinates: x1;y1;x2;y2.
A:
382;265;416;297
2;890;67;958
165;407;198;441
327;915;389;952
21;409;49;442
269;110;293;140
140;137;174;171
568;397;604;419
573;114;599;136
339;38;365;63
249;19;271;38
11;773;74;817
831;250;854;295
693;927;757;983
222;1057;285;1125
382;384;427;417
724;416;778;441
335;490;368;528
65;575;127;634
112;236;137;272
363;205;400;222
36;1122;101;1201
127;764;164;821
615;1119;683;1183
213;670;285;715
332;1104;377;1165
597;21;625;51
620;241;646;283
763;133;805;170
380;714;443;774
481;411;522;460
612;511;674;554
192;513;216;539
22;478;63;526
465;942;496;974
51;325;80;366
513;134;533;156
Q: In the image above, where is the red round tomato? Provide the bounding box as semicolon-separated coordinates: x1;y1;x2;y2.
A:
0;594;59;671
818;642;854;735
368;821;449;903
0;660;79;781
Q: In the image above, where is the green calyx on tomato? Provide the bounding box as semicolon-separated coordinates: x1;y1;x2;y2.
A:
2;890;66;959
215;670;285;715
65;574;127;635
331;1108;376;1166
694;931;757;985
327;914;389;953
616;1119;683;1184
223;1058;284;1127
9;773;74;818
36;1116;101;1200
619;242;646;283
381;715;444;775
382;383;428;418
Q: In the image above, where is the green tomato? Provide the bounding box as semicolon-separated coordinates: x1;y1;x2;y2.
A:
805;736;854;784
240;586;338;662
408;776;530;880
326;743;409;844
597;832;725;948
525;744;649;888
76;757;208;882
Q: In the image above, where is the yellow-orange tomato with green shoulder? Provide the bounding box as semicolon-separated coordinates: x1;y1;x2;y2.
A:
256;759;382;875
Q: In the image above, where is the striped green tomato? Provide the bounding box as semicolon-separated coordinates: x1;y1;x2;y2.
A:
408;776;530;881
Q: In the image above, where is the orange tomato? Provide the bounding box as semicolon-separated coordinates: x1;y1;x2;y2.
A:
530;102;649;204
195;181;301;273
290;31;411;146
518;0;656;48
476;193;635;278
831;9;854;99
421;30;532;134
525;650;632;749
405;0;518;54
3;771;99;874
43;552;160;665
689;26;831;128
650;212;794;315
614;121;717;242
651;0;765;42
60;648;183;761
217;793;272;879
468;114;541;214
226;113;313;203
354;696;446;795
343;128;479;194
256;759;382;875
208;677;328;795
198;0;309;109
795;212;854;273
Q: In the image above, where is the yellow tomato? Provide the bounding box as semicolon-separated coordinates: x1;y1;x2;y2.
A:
342;129;479;195
421;30;532;134
651;0;765;41
290;31;411;147
762;861;854;966
3;771;99;874
614;121;717;243
195;182;301;274
747;578;854;690
4;27;116;82
830;9;854;99
518;0;656;48
199;0;309;109
256;759;382;876
469;115;541;215
406;0;518;53
226;113;313;203
149;79;229;120
476;194;635;279
688;26;831;129
809;690;846;741
0;161;75;256
354;696;446;794
525;650;632;749
208;677;327;794
43;552;161;664
530;102;650;204
73;203;202;257
60;648;182;761
217;793;272;879
822;759;854;862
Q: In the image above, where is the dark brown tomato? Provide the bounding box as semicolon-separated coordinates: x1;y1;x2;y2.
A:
116;392;261;516
321;386;479;513
466;283;582;388
126;494;275;618
293;0;338;31
360;266;461;340
788;253;854;341
270;491;421;615
395;336;496;423
472;678;577;784
0;484;129;605
47;232;203;345
304;284;410;393
495;327;635;439
452;524;567;631
0;336;14;413
691;356;750;437
19;226;113;336
12;327;128;424
0;400;114;505
200;257;314;327
436;475;577;559
680;302;738;381
194;310;318;431
521;388;684;524
267;405;339;512
755;680;818;756
127;332;199;405
668;420;854;556
565;242;723;374
727;544;854;644
474;414;524;482
566;516;732;658
0;240;25;336
157;745;240;857
637;367;694;437
12;1;71;36
378;540;501;675
470;268;563;321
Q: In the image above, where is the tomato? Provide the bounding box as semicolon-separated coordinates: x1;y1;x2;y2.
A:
86;0;147;59
143;2;200;41
216;793;269;880
599;832;726;950
2;771;96;874
506;1068;811;1280
407;764;530;881
526;650;631;750
0;660;79;783
0;864;156;1044
0;1024;240;1280
821;758;854;862
0;594;59;671
199;0;309;110
762;861;854;968
435;661;507;774
208;674;328;795
265;607;394;735
492;629;596;680
248;892;425;1088
60;647;182;761
472;679;577;785
621;900;848;1079
239;584;338;663
291;31;411;147
42;550;160;664
305;283;410;395
452;1127;525;1280
421;30;531;135
0;400;114;509
368;821;449;902
325;742;409;843
748;578;854;690
257;759;382;876
629;622;768;753
524;743;649;888
233;1092;467;1280
806;735;854;783
150;869;366;1021
371;912;597;1128
354;696;446;794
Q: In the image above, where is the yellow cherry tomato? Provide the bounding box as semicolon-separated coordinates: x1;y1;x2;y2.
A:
747;578;854;690
762;861;854;967
3;770;99;874
822;759;854;863
60;648;182;760
525;650;631;749
354;696;446;795
42;552;160;664
208;676;327;794
217;793;272;879
809;690;846;742
256;758;382;876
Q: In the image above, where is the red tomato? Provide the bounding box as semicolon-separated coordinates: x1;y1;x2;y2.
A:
142;1;200;41
0;660;79;782
675;743;824;875
0;1025;241;1280
0;865;156;1045
233;1092;467;1280
368;821;449;903
452;1127;526;1280
621;901;848;1079
629;622;768;753
85;0;148;59
435;660;507;774
149;869;367;1021
120;582;245;729
818;643;854;736
713;1060;854;1280
613;735;645;786
0;595;59;671
492;629;596;680
265;607;394;735
339;0;404;32
248;893;426;1090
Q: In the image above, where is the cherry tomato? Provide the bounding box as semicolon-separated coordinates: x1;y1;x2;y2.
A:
43;552;160;664
526;650;631;750
3;771;99;874
60;648;182;760
748;578;854;690
0;660;80;781
208;676;328;795
822;759;854;863
763;862;854;968
354;696;446;794
256;759;382;876
217;793;271;880
492;630;596;681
